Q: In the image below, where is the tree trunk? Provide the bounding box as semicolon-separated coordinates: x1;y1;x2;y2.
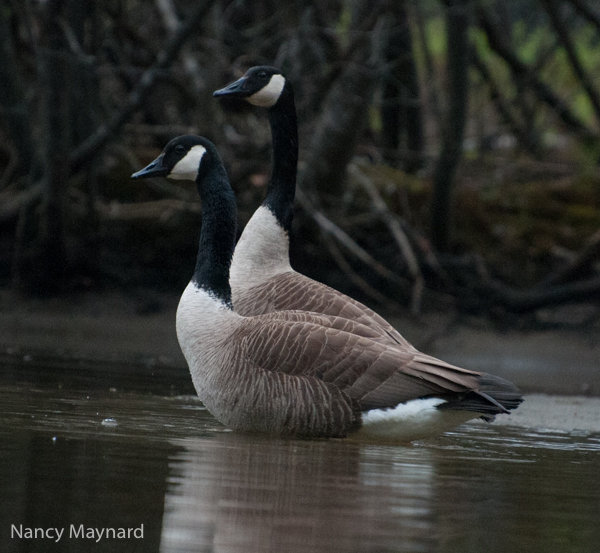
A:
430;0;470;253
65;0;101;148
412;0;442;132
298;0;385;202
65;0;102;277
35;0;71;294
381;0;424;173
0;4;38;182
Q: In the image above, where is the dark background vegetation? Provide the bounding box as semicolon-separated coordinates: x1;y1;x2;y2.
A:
1;0;600;324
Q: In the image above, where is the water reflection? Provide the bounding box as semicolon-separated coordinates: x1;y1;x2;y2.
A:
0;432;170;553
1;366;600;553
161;436;436;553
160;425;600;553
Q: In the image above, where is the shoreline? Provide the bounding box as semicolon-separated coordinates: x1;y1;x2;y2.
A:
2;288;599;396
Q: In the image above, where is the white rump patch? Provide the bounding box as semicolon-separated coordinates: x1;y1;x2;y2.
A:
358;398;479;443
169;145;206;180
247;74;286;107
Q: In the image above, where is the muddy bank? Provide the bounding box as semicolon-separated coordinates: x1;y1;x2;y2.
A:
1;288;599;396
389;314;600;396
475;394;600;433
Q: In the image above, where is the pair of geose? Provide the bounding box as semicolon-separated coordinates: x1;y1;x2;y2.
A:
132;66;522;442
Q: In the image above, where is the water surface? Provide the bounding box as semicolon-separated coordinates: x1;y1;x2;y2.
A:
1;362;598;553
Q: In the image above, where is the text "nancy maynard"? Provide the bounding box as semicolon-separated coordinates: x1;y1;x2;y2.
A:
11;524;144;542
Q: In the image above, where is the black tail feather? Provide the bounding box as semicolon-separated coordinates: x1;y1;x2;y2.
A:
437;374;523;419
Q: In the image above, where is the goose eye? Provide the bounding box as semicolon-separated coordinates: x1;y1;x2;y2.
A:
258;71;267;79
175;145;185;154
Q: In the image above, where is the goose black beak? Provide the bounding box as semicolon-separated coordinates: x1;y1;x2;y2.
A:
131;154;168;179
213;77;250;98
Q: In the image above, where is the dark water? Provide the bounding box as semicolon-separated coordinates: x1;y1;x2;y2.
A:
1;363;599;553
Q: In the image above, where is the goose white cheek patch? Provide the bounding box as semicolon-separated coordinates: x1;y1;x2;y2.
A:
247;74;286;107
169;145;207;180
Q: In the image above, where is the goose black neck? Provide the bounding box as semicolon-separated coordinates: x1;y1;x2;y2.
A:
263;84;298;233
192;157;237;308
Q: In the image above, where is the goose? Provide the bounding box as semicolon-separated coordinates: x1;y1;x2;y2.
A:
131;135;522;441
213;66;415;350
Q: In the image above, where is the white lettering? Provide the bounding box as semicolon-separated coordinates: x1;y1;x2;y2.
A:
70;524;84;538
11;525;23;538
49;524;145;540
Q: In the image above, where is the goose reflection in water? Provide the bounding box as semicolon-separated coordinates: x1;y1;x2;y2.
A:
159;434;436;553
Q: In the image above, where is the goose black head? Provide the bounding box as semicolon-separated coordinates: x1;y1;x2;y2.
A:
131;135;212;182
213;66;287;108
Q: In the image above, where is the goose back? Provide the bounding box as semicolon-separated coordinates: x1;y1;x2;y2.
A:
216;67;413;349
232;267;416;350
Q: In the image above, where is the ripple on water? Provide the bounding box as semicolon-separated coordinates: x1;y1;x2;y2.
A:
2;368;600;553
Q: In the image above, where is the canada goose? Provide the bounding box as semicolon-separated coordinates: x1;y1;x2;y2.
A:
214;66;414;350
131;135;522;441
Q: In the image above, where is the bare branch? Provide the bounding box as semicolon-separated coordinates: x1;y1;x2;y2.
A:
97;198;201;221
569;0;600;32
155;0;205;94
0;182;43;223
483;276;600;313
471;46;540;155
541;0;600;125
537;228;600;288
478;5;596;139
321;234;404;311
348;163;423;313
123;123;201;137
69;0;216;171
296;189;407;287
57;17;95;64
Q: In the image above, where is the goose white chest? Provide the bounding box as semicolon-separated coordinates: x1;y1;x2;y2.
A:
230;205;292;292
176;282;238;399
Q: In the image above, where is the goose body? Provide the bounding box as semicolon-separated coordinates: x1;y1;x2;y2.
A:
132;135;522;441
214;67;414;349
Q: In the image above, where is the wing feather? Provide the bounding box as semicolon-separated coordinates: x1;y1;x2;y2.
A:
234;271;416;350
232;312;482;412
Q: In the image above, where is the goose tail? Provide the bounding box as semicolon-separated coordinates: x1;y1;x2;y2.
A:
438;374;523;421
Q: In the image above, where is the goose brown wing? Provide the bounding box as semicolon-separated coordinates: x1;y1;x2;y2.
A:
232;313;482;411
252;310;410;347
234;271;415;350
